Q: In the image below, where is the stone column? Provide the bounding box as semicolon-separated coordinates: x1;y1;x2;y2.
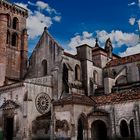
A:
88;127;92;140
110;106;116;138
133;105;140;138
0;13;7;86
20;29;28;79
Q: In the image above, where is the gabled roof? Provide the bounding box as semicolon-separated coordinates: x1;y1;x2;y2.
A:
29;27;64;60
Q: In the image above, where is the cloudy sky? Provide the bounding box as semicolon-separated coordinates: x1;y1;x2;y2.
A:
13;0;140;57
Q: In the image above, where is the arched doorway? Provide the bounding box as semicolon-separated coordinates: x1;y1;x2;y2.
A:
77;114;88;140
120;120;129;138
91;120;108;140
0;100;19;140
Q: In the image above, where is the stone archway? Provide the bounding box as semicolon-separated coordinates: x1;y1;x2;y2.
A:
77;113;88;140
0;100;19;140
91;120;108;140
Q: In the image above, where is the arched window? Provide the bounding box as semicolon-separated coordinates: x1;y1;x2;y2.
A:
11;33;18;47
63;63;69;93
75;64;80;80
93;70;98;84
129;119;135;138
7;14;11;27
120;120;129;137
42;60;47;76
7;30;10;44
13;17;19;30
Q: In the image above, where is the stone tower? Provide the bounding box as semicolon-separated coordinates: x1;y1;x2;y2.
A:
0;0;28;86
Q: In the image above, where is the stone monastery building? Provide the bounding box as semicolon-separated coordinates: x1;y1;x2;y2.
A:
0;0;140;140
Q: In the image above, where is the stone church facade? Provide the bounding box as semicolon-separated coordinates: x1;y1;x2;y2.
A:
0;1;140;140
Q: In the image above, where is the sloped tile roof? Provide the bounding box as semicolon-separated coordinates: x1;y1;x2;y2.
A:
106;53;140;67
53;93;95;106
91;90;140;105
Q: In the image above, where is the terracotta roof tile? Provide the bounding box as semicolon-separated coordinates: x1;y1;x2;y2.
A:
91;89;140;105
106;53;140;67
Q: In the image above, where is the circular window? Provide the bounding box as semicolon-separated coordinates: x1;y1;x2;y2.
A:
35;93;51;114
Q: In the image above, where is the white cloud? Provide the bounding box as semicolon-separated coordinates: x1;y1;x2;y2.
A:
36;1;49;10
139;0;140;7
66;30;139;55
119;44;140;57
27;11;52;39
129;17;136;25
53;16;61;22
83;31;93;38
138;19;140;30
28;1;59;15
15;3;28;9
16;1;61;39
128;2;136;6
65;31;95;54
28;1;36;7
97;30;138;47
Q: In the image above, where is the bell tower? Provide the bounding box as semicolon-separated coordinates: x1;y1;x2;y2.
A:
0;0;28;86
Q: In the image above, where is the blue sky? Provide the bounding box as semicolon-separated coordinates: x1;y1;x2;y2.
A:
13;0;140;56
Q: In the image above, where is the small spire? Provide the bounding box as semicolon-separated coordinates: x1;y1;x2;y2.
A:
44;26;47;31
95;38;100;47
95;38;98;43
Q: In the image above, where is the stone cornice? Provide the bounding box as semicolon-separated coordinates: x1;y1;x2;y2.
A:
0;82;24;93
0;0;28;17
